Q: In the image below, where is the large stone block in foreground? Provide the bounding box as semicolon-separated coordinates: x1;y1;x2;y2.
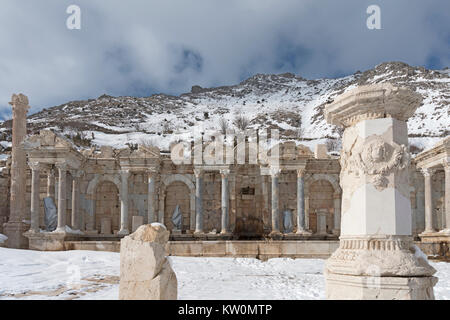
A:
119;223;177;300
324;83;437;299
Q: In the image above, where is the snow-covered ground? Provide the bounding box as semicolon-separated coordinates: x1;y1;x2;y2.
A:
0;248;449;300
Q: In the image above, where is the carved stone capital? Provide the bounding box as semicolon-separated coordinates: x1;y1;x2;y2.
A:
120;169;130;179
443;161;450;173
297;168;306;178
220;168;230;178
28;161;41;171
421;167;435;178
9;93;30;114
70;170;84;179
270;167;281;178
193;168;204;178
46;168;55;177
55;162;68;171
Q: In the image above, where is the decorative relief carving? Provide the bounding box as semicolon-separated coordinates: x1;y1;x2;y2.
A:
340;136;409;191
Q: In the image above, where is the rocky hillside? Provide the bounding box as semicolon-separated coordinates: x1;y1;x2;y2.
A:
0;61;448;155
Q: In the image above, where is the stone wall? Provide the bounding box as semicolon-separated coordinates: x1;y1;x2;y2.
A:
0;139;446;239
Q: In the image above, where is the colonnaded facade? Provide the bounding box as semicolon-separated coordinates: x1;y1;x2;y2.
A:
0;93;448;252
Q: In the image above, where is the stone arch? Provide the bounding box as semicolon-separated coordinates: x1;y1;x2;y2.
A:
305;174;341;234
159;174;195;230
87;174;121;196
305;173;341;196
94;180;120;233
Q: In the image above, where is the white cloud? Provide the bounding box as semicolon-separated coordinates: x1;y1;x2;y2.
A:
0;0;448;118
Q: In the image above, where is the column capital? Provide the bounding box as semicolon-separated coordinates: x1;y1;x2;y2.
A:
220;168;230;178
55;162;68;171
297;168;306;178
194;168;204;178
147;169;158;178
270;167;281;178
421;167;435;177
70;169;84;178
28;161;41;171
443;161;450;172
120;169;130;178
47;167;55;176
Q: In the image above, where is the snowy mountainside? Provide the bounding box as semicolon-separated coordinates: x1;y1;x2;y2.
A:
0;61;448;155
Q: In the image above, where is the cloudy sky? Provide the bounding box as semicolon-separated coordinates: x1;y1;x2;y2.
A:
0;0;448;119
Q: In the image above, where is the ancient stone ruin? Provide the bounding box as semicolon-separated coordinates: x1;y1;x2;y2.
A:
324;83;437;299
119;223;177;300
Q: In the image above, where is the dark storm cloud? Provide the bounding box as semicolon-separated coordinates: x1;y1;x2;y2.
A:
0;0;448;118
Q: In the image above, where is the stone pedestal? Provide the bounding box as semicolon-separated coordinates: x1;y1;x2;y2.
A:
24;231;66;251
316;209;328;235
132;215;144;233
101;217;112;235
324;83;437;300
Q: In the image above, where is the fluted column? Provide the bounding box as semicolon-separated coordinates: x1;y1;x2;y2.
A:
422;168;435;233
220;169;230;234
194;168;204;234
147;171;156;224
71;171;83;230
444;162;450;230
119;169;130;235
29;162;41;233
270;167;281;234
55;162;68;232
296;168;307;234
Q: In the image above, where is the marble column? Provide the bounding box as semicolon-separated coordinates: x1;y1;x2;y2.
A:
55;163;67;232
220;169;230;234
194;168;204;234
47;169;55;199
119;170;130;235
270;168;281;235
29;162;41;233
54;177;59;204
444;162;450;230
324;83;436;299
422;168;435;233
4;94;30;248
296;168;309;234
71;171;82;231
147;171;156;224
332;193;341;235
